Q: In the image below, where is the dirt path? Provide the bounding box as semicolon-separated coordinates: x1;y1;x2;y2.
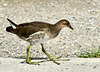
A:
0;57;100;72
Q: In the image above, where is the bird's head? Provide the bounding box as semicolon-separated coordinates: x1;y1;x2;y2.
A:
56;19;73;30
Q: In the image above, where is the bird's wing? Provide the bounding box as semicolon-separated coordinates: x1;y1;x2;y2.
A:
18;22;51;38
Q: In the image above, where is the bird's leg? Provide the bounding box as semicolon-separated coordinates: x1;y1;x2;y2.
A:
26;45;31;62
20;45;31;63
21;44;69;65
41;44;60;65
21;45;42;65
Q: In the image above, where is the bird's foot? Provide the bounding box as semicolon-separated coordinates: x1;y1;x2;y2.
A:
46;56;70;65
20;56;70;65
21;59;42;65
20;59;31;63
26;61;40;65
55;58;70;61
54;56;70;61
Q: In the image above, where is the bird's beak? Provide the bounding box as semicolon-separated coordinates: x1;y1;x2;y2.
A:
69;25;73;30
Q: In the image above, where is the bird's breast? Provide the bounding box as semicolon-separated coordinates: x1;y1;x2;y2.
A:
23;31;51;45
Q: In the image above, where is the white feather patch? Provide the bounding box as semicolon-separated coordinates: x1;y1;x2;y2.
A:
26;31;51;45
9;22;16;29
11;24;16;29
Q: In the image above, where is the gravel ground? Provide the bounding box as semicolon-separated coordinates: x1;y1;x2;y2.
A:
0;0;100;58
0;57;100;72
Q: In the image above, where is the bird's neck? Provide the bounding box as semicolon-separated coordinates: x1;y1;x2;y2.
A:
54;23;64;31
49;24;63;37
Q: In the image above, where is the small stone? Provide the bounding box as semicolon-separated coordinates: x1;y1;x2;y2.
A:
3;4;7;6
0;14;5;18
93;66;97;69
65;68;69;69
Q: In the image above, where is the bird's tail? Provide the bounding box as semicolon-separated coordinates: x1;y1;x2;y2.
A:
7;18;17;29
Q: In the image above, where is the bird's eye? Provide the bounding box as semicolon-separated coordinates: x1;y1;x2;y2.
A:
63;23;66;25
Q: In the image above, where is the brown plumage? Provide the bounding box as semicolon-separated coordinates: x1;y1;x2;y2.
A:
6;18;73;65
6;18;73;44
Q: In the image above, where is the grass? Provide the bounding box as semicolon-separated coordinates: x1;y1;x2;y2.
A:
75;49;100;58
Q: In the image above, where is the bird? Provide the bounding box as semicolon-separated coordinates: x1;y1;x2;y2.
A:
6;18;73;65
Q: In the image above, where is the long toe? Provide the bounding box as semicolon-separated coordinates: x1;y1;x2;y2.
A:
26;61;40;65
20;59;32;63
20;60;27;63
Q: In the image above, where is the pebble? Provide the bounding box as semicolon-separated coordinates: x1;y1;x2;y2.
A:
3;4;7;6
